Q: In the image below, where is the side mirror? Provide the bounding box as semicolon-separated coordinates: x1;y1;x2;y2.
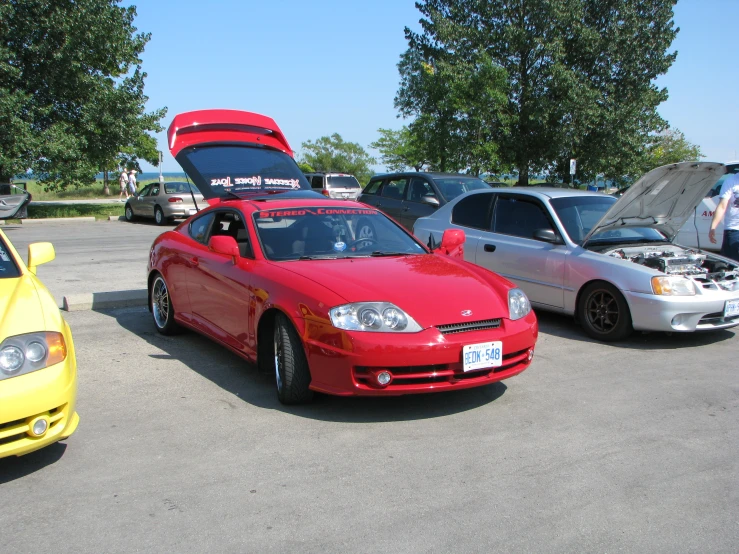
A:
438;229;465;259
209;235;239;262
27;242;55;275
533;228;562;244
421;195;440;208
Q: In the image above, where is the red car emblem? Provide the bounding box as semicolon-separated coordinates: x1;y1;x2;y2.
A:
461;310;473;317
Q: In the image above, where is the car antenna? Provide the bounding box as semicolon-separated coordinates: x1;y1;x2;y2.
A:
186;176;200;213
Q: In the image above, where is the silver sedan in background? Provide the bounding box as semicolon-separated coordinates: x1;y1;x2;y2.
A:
124;181;204;225
414;162;739;341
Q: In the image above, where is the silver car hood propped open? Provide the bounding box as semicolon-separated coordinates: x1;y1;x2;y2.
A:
582;162;726;246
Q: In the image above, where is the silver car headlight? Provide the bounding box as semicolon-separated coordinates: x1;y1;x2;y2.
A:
508;288;532;320
329;302;422;332
651;276;696;296
0;332;67;380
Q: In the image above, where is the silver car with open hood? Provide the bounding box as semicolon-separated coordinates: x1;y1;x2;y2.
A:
414;162;739;341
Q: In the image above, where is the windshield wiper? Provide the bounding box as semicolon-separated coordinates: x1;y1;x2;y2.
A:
369;251;411;257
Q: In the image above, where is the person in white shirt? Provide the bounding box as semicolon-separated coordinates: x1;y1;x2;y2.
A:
128;169;137;195
118;169;129;202
709;172;739;262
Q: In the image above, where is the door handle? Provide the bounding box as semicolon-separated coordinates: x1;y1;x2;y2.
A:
403;206;410;212
484;244;496;252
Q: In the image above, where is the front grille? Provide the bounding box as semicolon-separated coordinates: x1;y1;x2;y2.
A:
436;319;502;335
698;312;739;325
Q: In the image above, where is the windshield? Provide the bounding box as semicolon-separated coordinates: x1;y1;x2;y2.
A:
550;196;667;244
0;237;20;279
435;177;490;201
164;182;200;195
176;144;311;200
253;207;427;261
326;176;361;189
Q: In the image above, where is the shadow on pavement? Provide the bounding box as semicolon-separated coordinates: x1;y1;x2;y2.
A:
0;443;67;484
101;307;507;423
535;309;736;349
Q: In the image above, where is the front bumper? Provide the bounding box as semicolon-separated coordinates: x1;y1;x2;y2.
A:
0;327;78;458
625;290;739;332
302;312;538;396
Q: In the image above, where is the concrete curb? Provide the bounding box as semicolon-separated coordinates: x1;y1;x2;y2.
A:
63;289;147;312
21;216;97;224
108;215;125;221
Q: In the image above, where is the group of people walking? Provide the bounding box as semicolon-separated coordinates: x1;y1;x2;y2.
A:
118;168;138;202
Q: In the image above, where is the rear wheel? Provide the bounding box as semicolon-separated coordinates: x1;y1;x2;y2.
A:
273;313;313;404
578;281;633;341
150;274;182;335
155;206;166;226
124;203;135;222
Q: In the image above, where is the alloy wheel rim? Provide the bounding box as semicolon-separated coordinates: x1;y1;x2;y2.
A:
126;206;132;220
586;290;619;333
152;278;169;328
273;327;283;392
156;210;162;224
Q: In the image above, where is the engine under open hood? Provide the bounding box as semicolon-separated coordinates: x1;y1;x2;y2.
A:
582;162;726;246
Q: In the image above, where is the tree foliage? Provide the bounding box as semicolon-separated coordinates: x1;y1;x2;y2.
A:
370;127;428;172
300;134;376;184
0;0;166;188
641;128;703;173
400;0;679;184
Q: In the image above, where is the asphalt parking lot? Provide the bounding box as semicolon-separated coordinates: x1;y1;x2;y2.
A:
1;221;738;553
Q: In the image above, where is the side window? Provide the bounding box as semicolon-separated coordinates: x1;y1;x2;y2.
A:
362;179;383;195
138;184;152;197
381;178;408;200
210;210;253;258
407;178;436;203
189;212;215;244
452;193;494;229
492;196;552;239
310;176;323;189
149;186;160;196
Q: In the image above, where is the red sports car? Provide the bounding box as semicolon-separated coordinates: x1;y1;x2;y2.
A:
147;110;538;403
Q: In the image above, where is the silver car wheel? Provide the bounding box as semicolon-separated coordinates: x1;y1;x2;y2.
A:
125;204;134;221
357;219;375;240
274;325;284;393
152;276;170;329
155;207;164;225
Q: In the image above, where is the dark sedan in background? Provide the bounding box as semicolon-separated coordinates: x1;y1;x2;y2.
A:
358;172;490;234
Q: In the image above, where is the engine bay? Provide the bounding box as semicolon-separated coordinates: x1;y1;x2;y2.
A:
604;245;739;290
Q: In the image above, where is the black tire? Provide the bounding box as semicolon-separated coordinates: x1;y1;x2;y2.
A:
124;203;135;222
355;218;376;242
578;281;633;341
154;206;166;226
150;274;182;335
273;313;313;404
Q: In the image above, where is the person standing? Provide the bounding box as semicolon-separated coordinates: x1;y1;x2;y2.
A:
709;171;739;262
128;169;138;196
118;169;129;202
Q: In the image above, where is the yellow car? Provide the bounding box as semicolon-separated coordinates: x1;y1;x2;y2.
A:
0;228;79;457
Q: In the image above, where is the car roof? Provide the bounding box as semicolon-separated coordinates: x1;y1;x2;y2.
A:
485;187;610;200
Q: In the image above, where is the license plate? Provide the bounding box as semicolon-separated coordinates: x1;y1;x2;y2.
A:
724;299;739;318
463;341;503;372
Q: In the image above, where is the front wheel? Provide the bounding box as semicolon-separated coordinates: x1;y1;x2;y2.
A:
273;313;313;404
150;274;182;335
578;281;633;341
124;203;135;222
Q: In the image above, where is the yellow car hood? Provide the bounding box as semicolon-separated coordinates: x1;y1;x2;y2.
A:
0;274;62;339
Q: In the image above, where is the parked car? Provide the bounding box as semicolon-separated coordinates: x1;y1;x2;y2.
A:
0;183;31;219
358;172;491;233
148;109;538;404
304;172;362;200
124;181;204;225
0;228;79;457
414;162;739;341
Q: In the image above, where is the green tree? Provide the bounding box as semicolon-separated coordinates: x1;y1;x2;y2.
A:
641;128;703;173
0;0;166;189
401;0;679;184
300;134;376;184
297;161;315;174
370;127;429;171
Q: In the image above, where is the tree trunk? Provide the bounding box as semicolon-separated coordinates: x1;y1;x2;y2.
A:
103;169;110;196
517;164;529;186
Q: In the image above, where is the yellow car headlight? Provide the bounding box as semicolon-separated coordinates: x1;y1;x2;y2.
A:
651;276;696;296
0;332;66;379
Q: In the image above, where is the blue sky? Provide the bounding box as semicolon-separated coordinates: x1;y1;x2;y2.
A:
132;0;739;173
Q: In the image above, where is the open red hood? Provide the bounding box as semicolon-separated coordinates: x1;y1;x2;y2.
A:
167;109;313;204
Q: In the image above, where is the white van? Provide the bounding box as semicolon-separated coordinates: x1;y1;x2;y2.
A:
675;162;739;251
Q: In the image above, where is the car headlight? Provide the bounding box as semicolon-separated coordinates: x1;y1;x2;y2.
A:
329;302;422;332
651;276;696;296
0;332;66;380
508;288;532;320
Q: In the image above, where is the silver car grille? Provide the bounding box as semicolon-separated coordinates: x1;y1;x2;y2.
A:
436;319;502;335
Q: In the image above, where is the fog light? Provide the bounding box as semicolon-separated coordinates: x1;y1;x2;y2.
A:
671;314;685;327
30;417;48;437
376;371;392;386
527;349;534;361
